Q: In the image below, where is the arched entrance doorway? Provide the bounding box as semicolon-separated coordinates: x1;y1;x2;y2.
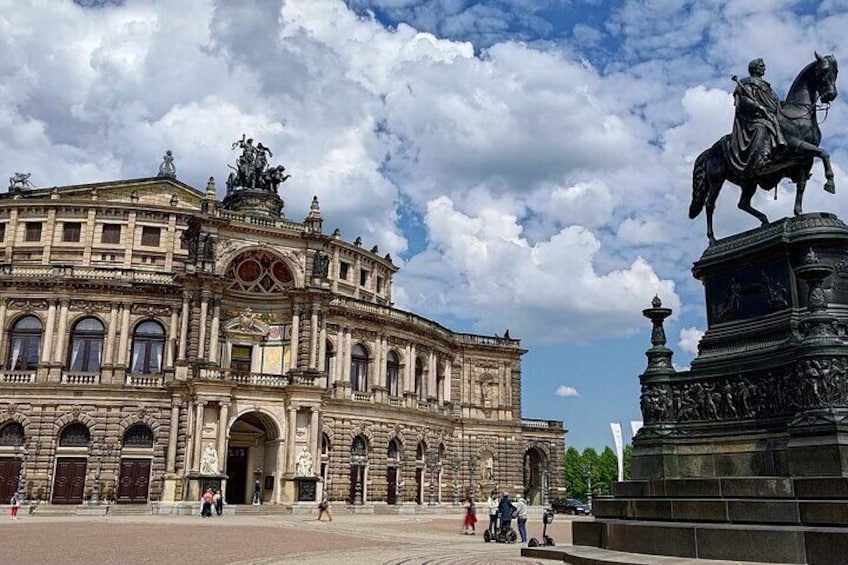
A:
117;424;154;504
524;447;548;506
226;411;280;504
52;422;90;504
0;422;25;503
349;436;368;505
386;439;401;505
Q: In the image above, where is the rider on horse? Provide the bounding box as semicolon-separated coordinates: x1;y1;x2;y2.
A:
728;58;786;177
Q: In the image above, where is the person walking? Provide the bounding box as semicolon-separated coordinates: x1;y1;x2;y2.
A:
214;489;224;516
316;493;332;521
9;492;20;520
515;495;528;542
486;491;498;534
252;480;262;505
201;488;214;517
463;496;477;534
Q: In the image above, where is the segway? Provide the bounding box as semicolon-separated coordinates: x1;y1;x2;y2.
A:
483;520;518;543
527;507;556;547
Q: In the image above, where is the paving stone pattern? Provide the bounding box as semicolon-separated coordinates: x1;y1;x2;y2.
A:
0;511;577;565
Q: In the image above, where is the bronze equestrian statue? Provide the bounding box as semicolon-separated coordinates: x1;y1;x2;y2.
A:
689;53;838;243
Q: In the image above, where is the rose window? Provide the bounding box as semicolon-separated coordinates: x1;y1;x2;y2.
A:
227;251;293;293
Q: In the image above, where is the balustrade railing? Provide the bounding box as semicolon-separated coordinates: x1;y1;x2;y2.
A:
1;371;35;384
126;374;163;387
62;372;100;385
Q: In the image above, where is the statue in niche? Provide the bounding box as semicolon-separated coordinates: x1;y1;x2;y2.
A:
296;447;313;476
480;452;494;481
200;444;219;475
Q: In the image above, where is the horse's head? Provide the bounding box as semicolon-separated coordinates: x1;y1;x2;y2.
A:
813;51;838;103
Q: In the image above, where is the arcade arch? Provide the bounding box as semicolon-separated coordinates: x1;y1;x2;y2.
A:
226;411;281;504
523;447;548;506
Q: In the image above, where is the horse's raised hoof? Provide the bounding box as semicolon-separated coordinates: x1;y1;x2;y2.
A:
824;180;836;194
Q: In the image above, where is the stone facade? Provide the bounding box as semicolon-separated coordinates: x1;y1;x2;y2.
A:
0;176;564;507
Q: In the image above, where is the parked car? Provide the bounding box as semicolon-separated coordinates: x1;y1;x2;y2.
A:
551;498;591;515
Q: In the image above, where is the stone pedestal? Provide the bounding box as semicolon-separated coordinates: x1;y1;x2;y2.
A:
568;214;848;565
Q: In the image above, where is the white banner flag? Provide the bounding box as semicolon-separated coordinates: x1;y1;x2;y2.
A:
630;420;644;438
610;422;624;482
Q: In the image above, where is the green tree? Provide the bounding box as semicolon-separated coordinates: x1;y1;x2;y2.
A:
596;446;618;495
579;447;599;502
563;446;586;501
623;443;633;480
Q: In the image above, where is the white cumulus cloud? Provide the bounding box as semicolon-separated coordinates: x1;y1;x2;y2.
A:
678;327;704;356
555;385;579;397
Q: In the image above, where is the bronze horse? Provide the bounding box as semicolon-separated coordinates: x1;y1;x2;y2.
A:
689;53;839;242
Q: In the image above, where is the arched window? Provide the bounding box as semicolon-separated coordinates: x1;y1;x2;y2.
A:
8;315;42;371
386;351;400;397
324;341;334;376
351;435;367;457
122;424;154;448
0;422;25;446
350;344;369;393
416;441;426;462
130;321;165;374
414;358;424;401
321;433;331;456
387;438;401;460
68;317;105;373
59;422;90;447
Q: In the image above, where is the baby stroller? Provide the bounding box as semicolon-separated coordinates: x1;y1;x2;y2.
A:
527;507;556;547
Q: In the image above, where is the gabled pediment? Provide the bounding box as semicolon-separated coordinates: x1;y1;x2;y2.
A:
3;177;204;210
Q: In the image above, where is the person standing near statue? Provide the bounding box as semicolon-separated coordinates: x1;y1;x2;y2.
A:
729;58;786;176
252;479;262;505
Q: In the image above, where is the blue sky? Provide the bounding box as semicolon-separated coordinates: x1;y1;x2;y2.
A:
5;1;848;450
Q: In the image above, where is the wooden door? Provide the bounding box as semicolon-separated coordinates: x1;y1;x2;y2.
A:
415;468;423;504
348;466;358;503
52;458;87;504
386;467;397;505
225;447;248;504
0;458;22;503
116;459;151;503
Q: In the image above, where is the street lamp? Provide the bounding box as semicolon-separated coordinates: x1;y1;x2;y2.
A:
467;454;478;501
16;440;29;505
450;458;460;505
427;452;439;506
580;460;595;510
90;439;116;506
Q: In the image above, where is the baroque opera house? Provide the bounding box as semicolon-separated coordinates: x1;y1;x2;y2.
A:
0;145;564;511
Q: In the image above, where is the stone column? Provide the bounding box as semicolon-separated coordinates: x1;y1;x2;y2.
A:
289;308;300;371
404;343;412;392
343;330;352;383
117;302;131;367
0;298;6;361
166;400;180;473
208;300;221;365
444;358;452;403
310;409;319;474
428;351;437;398
377;337;387;388
166;309;178;369
41;300;57;364
197;293;209;360
333;329;343;384
318;326;327;375
217;402;229;473
178;295;190;362
53;299;69;364
309;309;318;369
373;335;383;389
286;407;297;474
104;304;118;366
192;400;205;472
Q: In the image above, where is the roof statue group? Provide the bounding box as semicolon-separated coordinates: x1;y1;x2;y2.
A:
226;135;290;195
690;52;839;242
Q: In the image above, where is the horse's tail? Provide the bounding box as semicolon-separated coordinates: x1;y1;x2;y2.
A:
689;149;710;219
